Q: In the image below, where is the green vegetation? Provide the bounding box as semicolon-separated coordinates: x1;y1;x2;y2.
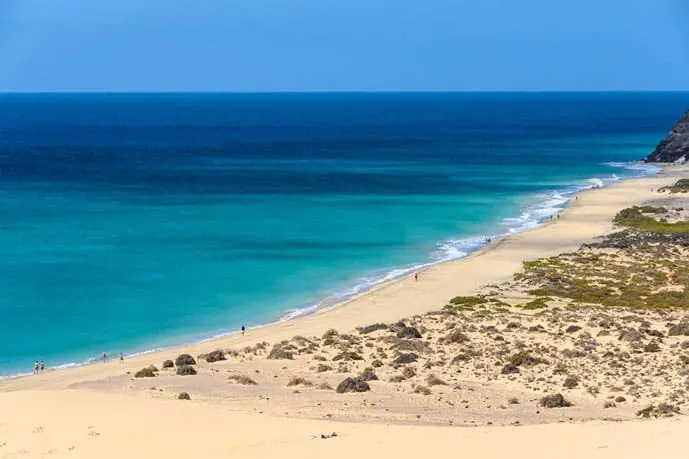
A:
135;366;158;378
444;295;511;312
515;226;689;309
519;297;551;310
613;206;689;233
449;295;488;306
660;179;689;194
448;207;689;314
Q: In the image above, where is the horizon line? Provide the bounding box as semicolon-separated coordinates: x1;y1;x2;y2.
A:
2;89;689;95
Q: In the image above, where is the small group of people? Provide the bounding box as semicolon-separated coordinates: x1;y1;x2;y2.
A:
55;327;251;373
100;352;125;363
33;360;45;374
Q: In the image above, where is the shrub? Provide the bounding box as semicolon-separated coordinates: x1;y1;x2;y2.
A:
333;351;363;362
508;397;520;405
287;376;313;387
509;351;547;367
669;323;689;336
540;394;572;408
162;359;174;369
176;365;197;376
371;359;384;368
393;353;418;365
637;403;680;418
267;345;294;360
396;326;422;339
201;350;226;363
501;364;520;375
336;377;370;393
360;367;379;382
440;330;470;344
643;342;661;353
322;329;339;340
562;349;586;359
177;392;191;400
660;179;689;194
619;329;643;342
563;375;579;389
521;297;550;310
553;363;568;375
316;364;333;373
426;374;447;386
357;323;388;334
613;207;689;234
449;296;488;306
452;353;471;364
402;366;416;379
413;385;431;395
317;382;333;390
393;339;432;354
175;354;196;366
228;375;257;385
134;366;157;378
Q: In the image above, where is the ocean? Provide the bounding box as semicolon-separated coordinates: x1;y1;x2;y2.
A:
0;92;687;376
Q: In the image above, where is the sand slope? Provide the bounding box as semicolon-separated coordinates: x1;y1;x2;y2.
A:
0;389;687;459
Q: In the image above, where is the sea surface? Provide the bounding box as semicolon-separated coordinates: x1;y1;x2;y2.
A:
1;92;688;376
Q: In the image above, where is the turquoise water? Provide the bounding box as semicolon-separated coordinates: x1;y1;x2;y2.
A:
0;92;686;376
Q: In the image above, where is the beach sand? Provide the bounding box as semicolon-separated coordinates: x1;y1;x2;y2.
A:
2;164;689;458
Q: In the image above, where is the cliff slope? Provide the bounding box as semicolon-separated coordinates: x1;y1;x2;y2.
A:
645;110;689;163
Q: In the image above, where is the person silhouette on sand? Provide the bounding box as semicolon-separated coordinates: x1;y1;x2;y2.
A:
241;325;246;335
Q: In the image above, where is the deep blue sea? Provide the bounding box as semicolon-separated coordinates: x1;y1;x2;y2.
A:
1;92;688;376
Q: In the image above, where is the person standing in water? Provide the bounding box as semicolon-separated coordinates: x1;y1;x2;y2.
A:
102;352;107;363
119;352;124;362
241;325;246;335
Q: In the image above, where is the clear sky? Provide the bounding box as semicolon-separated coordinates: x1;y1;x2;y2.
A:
0;0;687;92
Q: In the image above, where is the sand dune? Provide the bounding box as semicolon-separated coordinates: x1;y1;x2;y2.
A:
0;389;687;459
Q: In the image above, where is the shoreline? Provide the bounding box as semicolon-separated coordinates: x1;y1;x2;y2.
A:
1;163;689;459
0;162;657;381
0;162;678;390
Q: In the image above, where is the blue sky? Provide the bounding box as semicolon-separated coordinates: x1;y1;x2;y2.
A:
0;0;687;92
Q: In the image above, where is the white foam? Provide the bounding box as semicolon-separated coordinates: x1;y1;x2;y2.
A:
604;161;661;176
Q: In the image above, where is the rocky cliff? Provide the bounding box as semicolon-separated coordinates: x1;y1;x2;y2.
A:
645;110;689;163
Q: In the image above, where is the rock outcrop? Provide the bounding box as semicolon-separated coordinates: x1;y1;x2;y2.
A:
645;110;689;163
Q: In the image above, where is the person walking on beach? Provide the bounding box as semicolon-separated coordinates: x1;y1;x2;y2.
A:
241;325;246;336
40;361;45;373
33;361;39;375
102;352;107;363
119;352;124;362
414;273;418;281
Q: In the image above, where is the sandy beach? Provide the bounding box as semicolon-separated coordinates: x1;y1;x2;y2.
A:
3;164;689;459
